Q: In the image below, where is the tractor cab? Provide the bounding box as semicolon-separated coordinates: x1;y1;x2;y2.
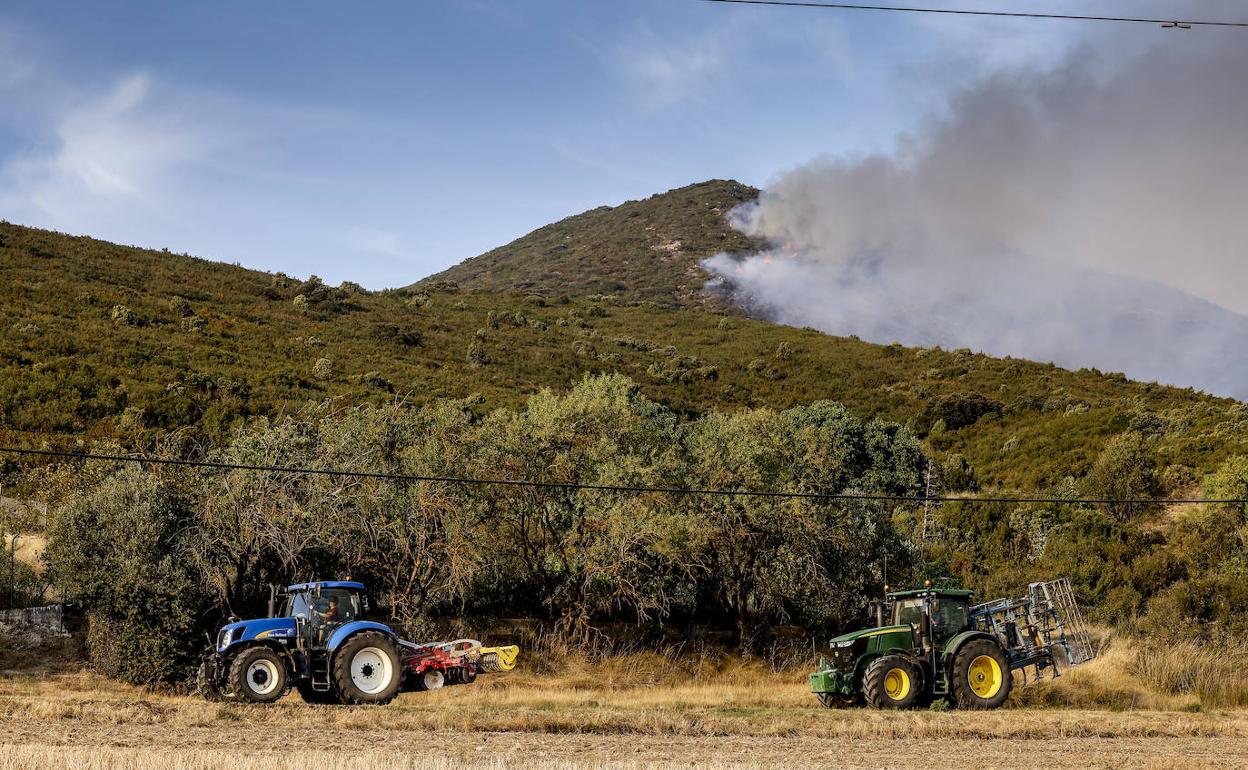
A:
885;587;974;649
273;581;368;649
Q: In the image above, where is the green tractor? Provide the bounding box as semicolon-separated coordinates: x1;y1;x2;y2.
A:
810;578;1094;710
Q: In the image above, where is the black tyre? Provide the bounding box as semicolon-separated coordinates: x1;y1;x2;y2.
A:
228;646;288;704
332;631;402;705
950;638;1012;709
296;682;341;705
863;655;922;710
816;692;856;709
197;660;224;702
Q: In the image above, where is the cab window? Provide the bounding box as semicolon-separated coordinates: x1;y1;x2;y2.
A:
892;598;924;627
931;599;970;638
285;588;361;625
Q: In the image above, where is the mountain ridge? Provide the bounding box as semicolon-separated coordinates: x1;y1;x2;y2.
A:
416;179;760;306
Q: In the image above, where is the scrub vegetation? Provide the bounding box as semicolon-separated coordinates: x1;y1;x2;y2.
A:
2;214;1243;493
3;181;1248;700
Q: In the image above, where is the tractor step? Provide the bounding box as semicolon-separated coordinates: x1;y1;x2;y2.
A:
310;658;332;690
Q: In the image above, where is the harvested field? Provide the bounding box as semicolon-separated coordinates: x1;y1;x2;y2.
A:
2;663;1247;769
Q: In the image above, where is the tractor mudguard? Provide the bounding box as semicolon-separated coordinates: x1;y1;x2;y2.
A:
943;630;1001;663
854;649;924;691
326;621;396;651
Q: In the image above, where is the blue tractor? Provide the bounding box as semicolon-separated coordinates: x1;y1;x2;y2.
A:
198;581;426;705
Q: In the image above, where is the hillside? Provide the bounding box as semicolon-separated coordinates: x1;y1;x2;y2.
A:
415;179;761;306
1;220;1244;493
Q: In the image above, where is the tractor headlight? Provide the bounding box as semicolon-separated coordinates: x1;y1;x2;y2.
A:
835;639;854;648
220;629;234;648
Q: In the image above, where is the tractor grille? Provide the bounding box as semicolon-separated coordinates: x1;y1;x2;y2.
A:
825;645;855;673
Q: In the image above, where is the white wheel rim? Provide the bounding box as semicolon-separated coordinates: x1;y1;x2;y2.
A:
423;669;445;690
350;647;393;694
246;659;280;696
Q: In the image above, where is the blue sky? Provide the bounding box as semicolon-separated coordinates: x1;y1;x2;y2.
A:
0;1;1192;287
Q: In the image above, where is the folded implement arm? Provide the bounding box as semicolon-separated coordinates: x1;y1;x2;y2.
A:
970;577;1096;683
432;638;521;673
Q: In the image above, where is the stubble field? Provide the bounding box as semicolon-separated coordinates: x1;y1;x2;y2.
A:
3;643;1248;769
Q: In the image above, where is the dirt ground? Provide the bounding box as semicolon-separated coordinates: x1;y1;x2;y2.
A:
2;669;1247;769
3;721;1246;769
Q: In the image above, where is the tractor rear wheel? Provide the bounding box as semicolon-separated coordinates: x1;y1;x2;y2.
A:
229;647;287;704
950;639;1012;709
333;631;402;705
863;655;921;709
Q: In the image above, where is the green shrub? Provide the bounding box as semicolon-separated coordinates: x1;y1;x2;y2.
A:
312;357;335;381
110;304;137;326
923;392;1002;431
466;341;490;367
45;468;205;684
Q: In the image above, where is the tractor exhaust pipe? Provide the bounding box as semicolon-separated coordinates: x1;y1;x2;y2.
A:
267;584;277;619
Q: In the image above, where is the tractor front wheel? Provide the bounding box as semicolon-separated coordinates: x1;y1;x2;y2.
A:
228;647;288;704
950;639;1012;709
863;655;921;709
333;631;402;705
816;692;856;709
197;660;223;702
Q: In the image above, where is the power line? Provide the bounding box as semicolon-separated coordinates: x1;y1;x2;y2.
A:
2;446;1243;506
698;0;1248;29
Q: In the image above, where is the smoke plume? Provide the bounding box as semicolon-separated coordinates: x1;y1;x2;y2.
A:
705;32;1248;398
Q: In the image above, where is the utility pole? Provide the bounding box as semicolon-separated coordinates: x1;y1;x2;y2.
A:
921;462;933;542
1;483;9;610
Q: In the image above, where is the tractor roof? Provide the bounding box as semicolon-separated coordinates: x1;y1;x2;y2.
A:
887;587;974;600
286;581;366;592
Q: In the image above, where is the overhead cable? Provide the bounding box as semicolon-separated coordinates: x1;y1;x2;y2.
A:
2;446;1242;506
698;0;1247;29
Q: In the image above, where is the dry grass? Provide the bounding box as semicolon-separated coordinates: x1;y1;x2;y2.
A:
4;643;1248;769
0;745;647;770
1021;634;1248;711
3;644;1248;740
4;533;45;571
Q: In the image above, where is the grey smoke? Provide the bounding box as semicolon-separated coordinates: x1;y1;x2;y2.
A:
705;32;1248;398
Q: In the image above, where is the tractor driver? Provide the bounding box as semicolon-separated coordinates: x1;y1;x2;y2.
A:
316;596;342;625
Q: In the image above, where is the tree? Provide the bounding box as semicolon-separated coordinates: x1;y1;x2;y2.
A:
682;402;921;645
46;467;204;684
465;374;684;640
190;407;347;617
316;400;481;634
1082;432;1162;521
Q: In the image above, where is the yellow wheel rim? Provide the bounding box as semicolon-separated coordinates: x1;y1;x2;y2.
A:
883;667;911;701
968;655;1003;698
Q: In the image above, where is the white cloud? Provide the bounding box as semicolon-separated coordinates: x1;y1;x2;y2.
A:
0;66;228;229
613;19;734;106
